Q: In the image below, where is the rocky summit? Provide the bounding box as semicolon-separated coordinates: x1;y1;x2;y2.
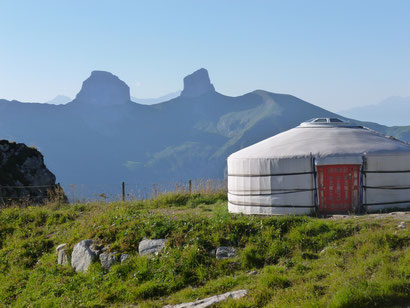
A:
0;140;66;204
73;70;131;105
180;68;215;97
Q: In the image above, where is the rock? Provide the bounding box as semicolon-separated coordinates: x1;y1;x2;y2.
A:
71;239;100;272
248;270;258;275
120;253;129;263
216;246;237;259
99;252;117;270
74;71;131;106
180;68;215;98
163;289;248;308
56;243;68;265
0;140;67;204
397;221;406;229
320;247;328;254
139;239;167;256
90;243;104;255
101;245;110;253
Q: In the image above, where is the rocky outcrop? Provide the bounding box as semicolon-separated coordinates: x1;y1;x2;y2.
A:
216;246;237;259
163;289;248;308
139;239;167;256
71;239;103;272
180;68;215;98
56;243;69;265
69;240;127;271
73;71;131;105
0;140;67;205
99;251;117;270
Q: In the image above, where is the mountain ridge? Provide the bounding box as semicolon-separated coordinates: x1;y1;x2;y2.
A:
339;96;410;126
131;91;181;105
1;69;409;197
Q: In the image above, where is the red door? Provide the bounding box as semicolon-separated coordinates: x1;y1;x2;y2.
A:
317;164;360;214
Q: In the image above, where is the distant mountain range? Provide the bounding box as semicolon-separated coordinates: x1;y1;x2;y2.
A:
132;91;181;105
339;96;410;126
1;68;410;197
44;95;72;105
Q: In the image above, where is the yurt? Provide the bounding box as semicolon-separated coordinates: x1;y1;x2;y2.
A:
227;118;410;215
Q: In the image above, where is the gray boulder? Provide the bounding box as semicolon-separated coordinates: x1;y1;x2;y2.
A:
99;252;117;270
56;243;68;265
71;239;101;272
216;246;237;260
120;253;129;263
139;239;167;256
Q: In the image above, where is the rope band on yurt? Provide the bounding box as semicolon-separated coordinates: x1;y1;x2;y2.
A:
364;170;410;173
312;155;318;213
228;201;316;208
363;186;410;190
364;200;410;206
228;171;314;177
228;188;315;196
359;155;366;214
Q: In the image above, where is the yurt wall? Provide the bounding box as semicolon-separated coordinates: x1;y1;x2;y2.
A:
228;157;315;215
364;154;410;212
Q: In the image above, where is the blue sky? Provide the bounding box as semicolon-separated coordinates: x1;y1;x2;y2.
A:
0;0;409;111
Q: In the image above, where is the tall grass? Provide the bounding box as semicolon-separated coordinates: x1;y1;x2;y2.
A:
0;192;408;307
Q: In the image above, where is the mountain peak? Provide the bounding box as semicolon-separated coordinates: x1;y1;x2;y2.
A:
74;71;130;105
45;95;72;105
181;68;215;98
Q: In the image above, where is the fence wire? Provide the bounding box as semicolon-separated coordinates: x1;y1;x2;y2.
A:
0;179;227;203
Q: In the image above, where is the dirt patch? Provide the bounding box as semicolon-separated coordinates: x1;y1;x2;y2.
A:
327;211;410;221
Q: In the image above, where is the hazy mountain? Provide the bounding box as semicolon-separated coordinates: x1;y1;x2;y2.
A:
44;95;72;105
132;91;181;105
339;96;410;126
74;70;131;106
1;68;409;198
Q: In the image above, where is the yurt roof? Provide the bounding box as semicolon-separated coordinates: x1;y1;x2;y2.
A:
229;118;410;159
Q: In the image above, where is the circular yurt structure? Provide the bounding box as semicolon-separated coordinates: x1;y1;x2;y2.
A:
227;118;410;215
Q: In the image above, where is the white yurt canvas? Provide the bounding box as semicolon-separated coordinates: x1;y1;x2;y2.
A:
227;118;410;215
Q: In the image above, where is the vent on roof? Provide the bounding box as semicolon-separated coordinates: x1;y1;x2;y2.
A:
300;118;361;128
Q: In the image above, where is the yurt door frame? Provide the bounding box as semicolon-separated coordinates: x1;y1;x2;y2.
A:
317;164;360;214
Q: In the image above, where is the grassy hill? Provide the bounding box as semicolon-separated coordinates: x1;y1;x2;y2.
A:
0;193;409;307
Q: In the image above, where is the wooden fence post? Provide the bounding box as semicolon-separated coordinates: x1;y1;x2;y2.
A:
188;180;192;194
122;182;125;201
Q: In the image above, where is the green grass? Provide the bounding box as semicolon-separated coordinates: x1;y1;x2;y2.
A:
0;192;408;307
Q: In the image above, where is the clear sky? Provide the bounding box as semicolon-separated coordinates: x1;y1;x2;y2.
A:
0;0;409;111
